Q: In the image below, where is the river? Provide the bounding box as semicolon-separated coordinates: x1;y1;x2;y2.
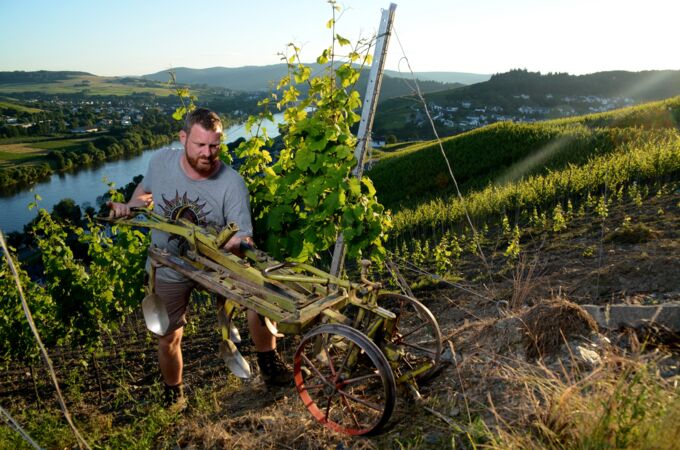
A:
0;113;284;233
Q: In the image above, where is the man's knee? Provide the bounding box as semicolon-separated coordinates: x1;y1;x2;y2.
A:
159;328;183;352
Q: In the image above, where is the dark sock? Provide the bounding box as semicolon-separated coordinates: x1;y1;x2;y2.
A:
163;382;184;404
257;350;277;359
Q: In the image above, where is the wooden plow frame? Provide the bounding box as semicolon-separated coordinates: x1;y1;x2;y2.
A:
102;209;444;435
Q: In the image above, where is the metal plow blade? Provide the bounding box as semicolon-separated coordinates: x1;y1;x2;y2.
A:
142;294;170;336
219;339;252;379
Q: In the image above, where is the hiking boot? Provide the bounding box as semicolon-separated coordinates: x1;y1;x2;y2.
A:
257;350;293;387
163;382;187;412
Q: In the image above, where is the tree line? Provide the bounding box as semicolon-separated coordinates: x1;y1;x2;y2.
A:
0;112;178;191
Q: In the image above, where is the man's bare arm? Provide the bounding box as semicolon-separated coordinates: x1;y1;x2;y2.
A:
107;183;153;218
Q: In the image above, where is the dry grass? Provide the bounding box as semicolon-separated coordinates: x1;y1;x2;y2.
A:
450;297;598;360
485;352;680;449
172;389;376;449
522;298;598;360
510;253;541;309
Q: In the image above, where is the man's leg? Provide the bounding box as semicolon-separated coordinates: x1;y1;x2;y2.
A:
153;278;193;405
159;327;184;386
247;309;275;351
247;310;292;386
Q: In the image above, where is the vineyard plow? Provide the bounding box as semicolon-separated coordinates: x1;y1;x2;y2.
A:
101;209;444;435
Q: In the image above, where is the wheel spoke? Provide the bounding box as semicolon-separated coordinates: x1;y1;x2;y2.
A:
337;340;356;375
341;371;382;386
324;393;334;421
336;388;384;412
398;340;438;356
321;335;337;378
301;353;336;390
340;394;362;428
395;321;429;341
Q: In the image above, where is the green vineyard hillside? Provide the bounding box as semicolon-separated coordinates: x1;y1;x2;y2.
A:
370;96;680;209
368;96;680;241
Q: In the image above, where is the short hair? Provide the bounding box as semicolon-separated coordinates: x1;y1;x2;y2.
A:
182;108;222;134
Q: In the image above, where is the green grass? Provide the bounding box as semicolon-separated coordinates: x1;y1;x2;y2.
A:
0;143;49;165
381;141;422;152
0;137;94;167
0;392;181;449
0;149;43;161
0;100;42;113
29;138;92;150
0;135;64;145
0;75;175;96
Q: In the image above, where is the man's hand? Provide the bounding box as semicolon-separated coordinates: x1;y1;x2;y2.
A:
107;201;133;219
224;235;254;257
106;183;153;218
107;187;153;218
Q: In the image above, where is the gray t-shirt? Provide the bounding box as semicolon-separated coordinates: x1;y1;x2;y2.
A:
143;147;253;282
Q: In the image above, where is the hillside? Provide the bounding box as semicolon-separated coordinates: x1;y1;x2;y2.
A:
0;71;92;84
370;95;680;213
2;92;679;449
0;71;177;96
433;69;680;103
374;69;680;139
142;64;463;101
0;99;43;114
3;188;677;448
383;69;490;85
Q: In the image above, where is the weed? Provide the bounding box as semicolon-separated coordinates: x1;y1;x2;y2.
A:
489;354;680;449
509;253;539;309
582;245;596;257
605;220;657;244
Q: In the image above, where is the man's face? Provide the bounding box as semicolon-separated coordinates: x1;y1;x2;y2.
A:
179;124;223;177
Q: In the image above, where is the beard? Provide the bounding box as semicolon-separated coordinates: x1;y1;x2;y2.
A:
185;150;219;177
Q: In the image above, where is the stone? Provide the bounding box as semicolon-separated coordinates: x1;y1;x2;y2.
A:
424;432;443;445
441;344;462;365
571;344;601;369
581;303;680;332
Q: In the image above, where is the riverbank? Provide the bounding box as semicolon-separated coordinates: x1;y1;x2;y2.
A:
0;130;175;192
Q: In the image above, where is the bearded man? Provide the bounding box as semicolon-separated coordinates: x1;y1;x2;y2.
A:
108;108;290;407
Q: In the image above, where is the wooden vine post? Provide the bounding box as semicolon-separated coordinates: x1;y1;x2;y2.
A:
330;2;397;277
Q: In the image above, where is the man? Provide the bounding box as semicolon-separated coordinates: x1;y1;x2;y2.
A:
108;108;290;407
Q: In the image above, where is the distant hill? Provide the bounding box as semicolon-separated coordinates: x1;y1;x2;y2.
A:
0;71;216;97
383;70;490;85
374;69;680;139
0;71;92;84
428;69;680;104
142;64;464;101
143;66;285;92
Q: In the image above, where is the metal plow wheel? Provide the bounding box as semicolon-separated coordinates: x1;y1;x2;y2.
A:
294;324;396;435
378;293;443;381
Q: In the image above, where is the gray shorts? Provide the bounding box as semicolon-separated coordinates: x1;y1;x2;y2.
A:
153;277;197;335
153;277;227;336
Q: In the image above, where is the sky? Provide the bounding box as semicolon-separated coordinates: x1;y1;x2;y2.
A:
1;0;678;77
